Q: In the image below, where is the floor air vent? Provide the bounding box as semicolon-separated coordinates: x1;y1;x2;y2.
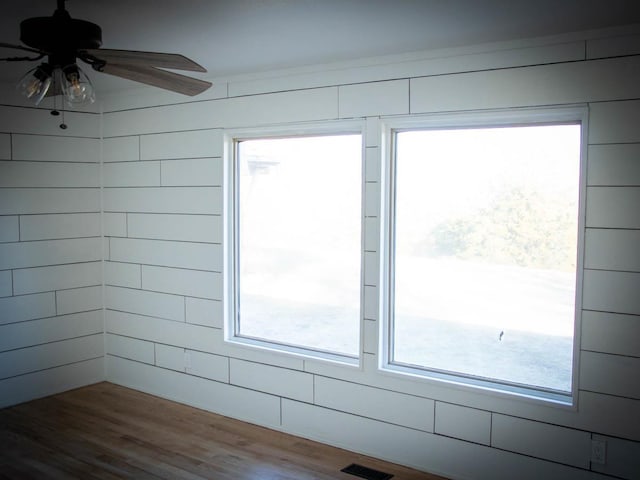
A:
341;463;394;480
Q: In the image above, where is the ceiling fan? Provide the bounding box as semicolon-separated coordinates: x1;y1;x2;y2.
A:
0;0;212;106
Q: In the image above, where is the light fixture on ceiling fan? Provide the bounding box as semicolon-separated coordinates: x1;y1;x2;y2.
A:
1;0;212;107
17;61;96;106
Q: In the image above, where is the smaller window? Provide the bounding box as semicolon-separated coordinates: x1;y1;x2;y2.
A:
227;130;363;362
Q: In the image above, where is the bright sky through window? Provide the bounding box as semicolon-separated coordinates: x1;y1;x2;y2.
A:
391;124;581;393
235;134;362;357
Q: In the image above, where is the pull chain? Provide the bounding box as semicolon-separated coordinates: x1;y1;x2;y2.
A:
60;107;67;130
49;75;68;130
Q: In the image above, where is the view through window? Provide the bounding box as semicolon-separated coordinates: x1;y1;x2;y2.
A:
391;124;582;394
235;134;362;358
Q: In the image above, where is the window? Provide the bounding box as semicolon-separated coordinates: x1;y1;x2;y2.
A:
227;129;362;361
383;109;586;403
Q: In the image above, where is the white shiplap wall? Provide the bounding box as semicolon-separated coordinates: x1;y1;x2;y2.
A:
100;29;640;480
0;26;638;480
98;33;640;480
0;106;104;407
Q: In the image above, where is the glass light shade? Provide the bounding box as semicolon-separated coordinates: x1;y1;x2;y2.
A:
61;64;96;105
17;64;53;105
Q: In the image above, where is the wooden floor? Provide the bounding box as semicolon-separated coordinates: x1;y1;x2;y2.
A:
0;382;448;479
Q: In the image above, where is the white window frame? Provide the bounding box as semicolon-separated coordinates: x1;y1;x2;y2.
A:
379;106;588;406
223;120;366;366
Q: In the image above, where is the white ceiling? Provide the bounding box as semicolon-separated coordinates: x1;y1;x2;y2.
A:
1;0;640;93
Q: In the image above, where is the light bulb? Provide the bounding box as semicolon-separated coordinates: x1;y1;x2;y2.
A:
61;64;96;105
17;64;53;105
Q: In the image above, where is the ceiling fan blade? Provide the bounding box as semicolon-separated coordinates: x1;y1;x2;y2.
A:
99;63;212;96
81;49;206;72
0;42;43;55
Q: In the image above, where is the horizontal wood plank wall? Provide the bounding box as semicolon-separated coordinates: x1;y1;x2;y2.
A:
0;107;104;408
96;29;640;480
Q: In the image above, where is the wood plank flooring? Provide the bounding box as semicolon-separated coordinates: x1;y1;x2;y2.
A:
0;382;448;479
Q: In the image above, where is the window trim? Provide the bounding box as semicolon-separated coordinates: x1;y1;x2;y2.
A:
378;106;589;407
223;120;366;367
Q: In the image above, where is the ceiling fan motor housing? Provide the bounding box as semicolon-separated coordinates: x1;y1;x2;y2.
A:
20;14;102;66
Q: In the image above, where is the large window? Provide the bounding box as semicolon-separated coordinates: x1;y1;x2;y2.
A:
384;109;585;403
228;131;362;360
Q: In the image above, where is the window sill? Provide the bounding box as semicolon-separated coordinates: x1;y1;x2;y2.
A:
226;334;361;368
379;361;576;409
